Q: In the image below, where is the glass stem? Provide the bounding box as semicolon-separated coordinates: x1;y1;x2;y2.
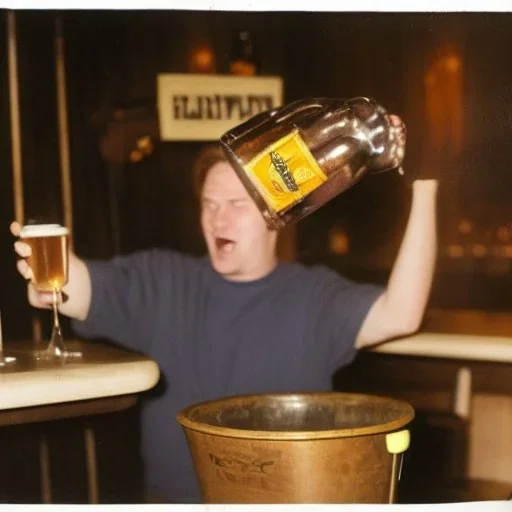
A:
49;287;64;356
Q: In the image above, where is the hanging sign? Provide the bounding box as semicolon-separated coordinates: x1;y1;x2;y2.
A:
157;73;283;141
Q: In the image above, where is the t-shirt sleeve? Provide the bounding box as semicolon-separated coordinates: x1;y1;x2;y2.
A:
310;266;384;371
71;249;176;353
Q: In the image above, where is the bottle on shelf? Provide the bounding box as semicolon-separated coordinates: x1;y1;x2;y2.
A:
229;31;258;77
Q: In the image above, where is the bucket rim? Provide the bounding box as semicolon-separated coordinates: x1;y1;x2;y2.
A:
176;391;415;440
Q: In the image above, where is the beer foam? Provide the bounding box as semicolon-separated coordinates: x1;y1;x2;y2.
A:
20;224;69;238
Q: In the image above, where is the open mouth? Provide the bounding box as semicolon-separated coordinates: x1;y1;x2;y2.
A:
215;237;235;254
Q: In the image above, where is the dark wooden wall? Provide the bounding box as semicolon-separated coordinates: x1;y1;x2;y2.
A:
0;9;512;503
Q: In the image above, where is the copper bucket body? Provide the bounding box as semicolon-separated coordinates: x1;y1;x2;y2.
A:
177;392;414;504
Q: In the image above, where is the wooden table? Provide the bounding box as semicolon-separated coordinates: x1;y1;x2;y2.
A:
368;309;512;486
0;339;160;503
371;332;512;364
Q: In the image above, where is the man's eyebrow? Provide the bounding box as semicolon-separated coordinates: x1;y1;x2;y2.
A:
202;194;248;201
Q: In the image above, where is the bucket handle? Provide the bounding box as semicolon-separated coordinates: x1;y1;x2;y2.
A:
385;429;410;504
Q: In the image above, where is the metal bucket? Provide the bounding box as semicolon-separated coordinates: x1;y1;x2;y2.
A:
177;392;414;503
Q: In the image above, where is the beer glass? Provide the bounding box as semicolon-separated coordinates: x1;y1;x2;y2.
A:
20;224;82;360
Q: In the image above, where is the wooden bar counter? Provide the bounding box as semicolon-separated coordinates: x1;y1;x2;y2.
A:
0;339;160;503
0;340;160;425
371;332;512;363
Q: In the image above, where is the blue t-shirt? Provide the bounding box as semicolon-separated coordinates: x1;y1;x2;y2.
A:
72;250;383;503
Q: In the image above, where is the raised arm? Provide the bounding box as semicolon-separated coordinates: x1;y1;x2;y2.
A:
355;179;438;348
11;220;175;351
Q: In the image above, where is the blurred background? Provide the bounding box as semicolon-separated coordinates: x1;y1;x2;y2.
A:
0;9;511;503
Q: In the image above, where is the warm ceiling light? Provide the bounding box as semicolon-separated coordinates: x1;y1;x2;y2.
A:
445;55;461;73
189;45;216;73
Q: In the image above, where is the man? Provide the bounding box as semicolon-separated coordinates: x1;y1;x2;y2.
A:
11;139;438;503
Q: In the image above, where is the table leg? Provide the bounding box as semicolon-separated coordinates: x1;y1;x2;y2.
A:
38;433;52;504
84;424;99;504
454;366;472;421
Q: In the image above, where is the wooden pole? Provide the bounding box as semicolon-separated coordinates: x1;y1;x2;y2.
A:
9;12;54;502
54;16;74;250
54;16;100;503
7;10;24;226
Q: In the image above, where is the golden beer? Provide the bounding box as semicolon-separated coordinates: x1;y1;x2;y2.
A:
20;224;69;292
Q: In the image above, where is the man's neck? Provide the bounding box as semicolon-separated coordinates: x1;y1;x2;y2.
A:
223;259;279;283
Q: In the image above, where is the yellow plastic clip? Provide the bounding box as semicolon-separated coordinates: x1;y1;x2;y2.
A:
386;429;411;503
385;429;410;454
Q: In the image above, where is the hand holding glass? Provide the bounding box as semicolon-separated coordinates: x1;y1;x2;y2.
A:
20;224;81;360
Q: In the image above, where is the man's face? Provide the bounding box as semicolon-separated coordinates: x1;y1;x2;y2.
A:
201;161;277;281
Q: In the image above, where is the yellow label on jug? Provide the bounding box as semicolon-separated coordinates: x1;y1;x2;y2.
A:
243;130;327;214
